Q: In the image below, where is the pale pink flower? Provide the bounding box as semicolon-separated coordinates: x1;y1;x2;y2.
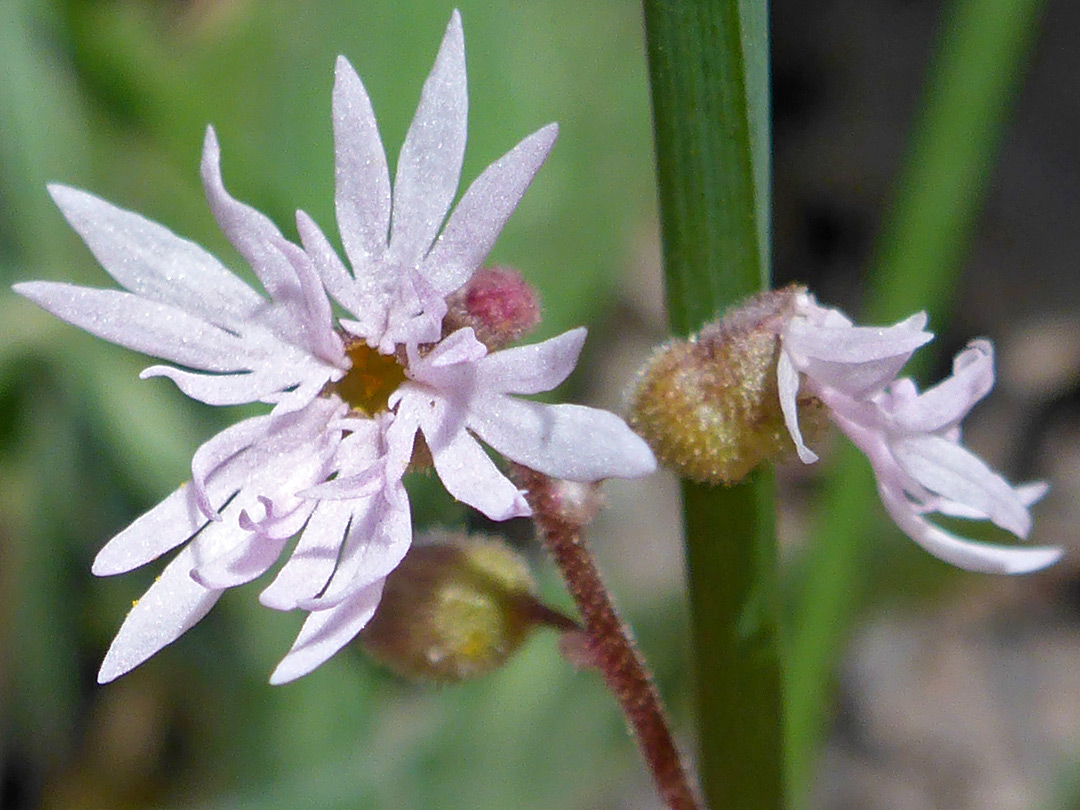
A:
250;10;654;682
14;10;655;684
778;290;1061;574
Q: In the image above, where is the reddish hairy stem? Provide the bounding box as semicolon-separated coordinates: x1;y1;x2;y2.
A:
517;470;703;810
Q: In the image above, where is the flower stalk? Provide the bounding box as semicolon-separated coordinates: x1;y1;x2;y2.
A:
516;468;702;810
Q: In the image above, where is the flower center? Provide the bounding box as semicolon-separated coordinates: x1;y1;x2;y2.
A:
334;340;408;416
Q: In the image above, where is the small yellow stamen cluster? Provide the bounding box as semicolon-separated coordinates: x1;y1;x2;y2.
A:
333;339;408;416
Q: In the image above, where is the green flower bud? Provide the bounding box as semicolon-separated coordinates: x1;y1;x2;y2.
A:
360;533;566;682
628;287;826;484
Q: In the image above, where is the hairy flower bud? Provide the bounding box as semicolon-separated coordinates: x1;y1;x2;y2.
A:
444;265;542;349
359;532;569;682
628;287;826;484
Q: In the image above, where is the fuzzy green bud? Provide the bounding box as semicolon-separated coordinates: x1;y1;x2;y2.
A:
628;287;826;484
359;533;566;682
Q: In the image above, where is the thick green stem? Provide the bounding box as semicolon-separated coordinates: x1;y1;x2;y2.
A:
682;472;782;809
643;1;781;808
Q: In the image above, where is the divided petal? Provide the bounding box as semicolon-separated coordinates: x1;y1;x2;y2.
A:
777;348;818;463
47;184;263;326
891;340;995;434
259;501;352;611
15;282;252;372
425;417;530;520
476;327;585;395
388;10;468;266
892;435;1032;538
423;123;558;295
97;546;222;683
200;127;298;303
270;580;385;685
93;484;207;576
468;395;656;481
332;56;391;265
877;484;1061;575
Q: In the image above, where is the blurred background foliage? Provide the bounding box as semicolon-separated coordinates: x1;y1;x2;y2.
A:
1;0;1078;809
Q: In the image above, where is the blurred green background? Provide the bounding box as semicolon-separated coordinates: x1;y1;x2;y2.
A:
1;1;1078;809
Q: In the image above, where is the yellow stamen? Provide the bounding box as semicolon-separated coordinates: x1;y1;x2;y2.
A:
334;340;407;416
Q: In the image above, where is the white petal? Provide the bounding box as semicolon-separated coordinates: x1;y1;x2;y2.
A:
794;291;854;327
1015;481;1051;506
93;484;206;576
47;184;264;326
273;236;346;365
383;395;423;485
803;354;922;399
422;326;487;368
200;127;298;303
191;525;293;590
891;340;995;433
330;418;385;472
239;494;318;540
476;327;585;395
190;413;273;519
262;370;335;415
892;435;1032;537
259;501;352;610
426;419;530;520
94;413;291;576
777;348;818;463
423;123;558;295
296;210;367;322
301;464;384;500
877;484;1061;575
928;482;1048;520
269;580;384;685
787;314;933;397
332;55;391;265
14;282;251;371
388;10;468;265
97;546;222;683
786;313;931;363
467;395;656;481
139;365;281;407
379;271;448;351
299;483;411;610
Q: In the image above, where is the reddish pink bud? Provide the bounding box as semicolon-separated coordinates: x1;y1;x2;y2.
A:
445;266;542;349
